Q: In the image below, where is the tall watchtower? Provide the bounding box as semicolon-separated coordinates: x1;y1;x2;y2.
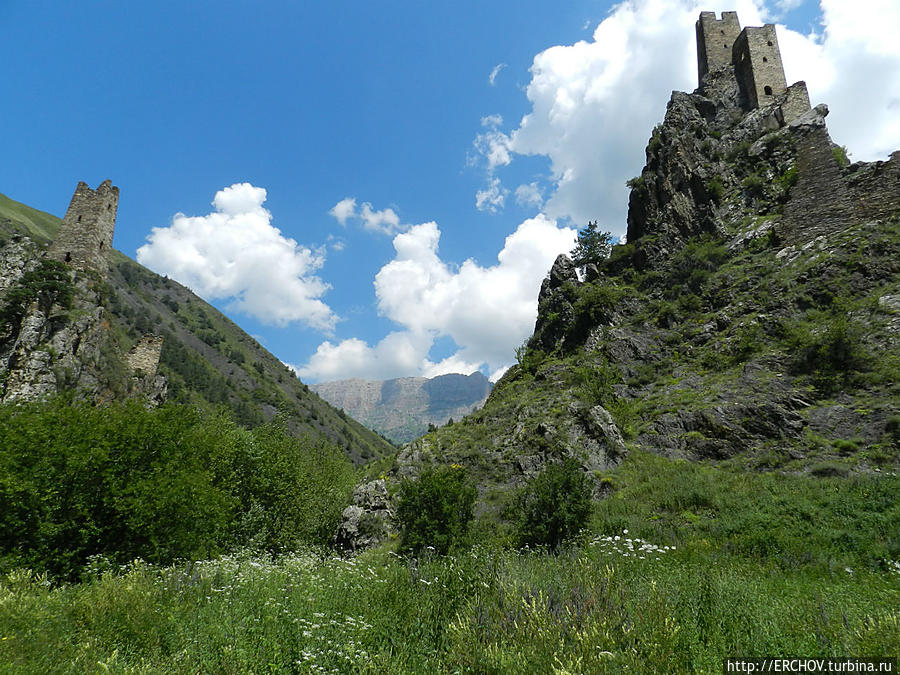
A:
48;180;118;278
696;11;741;82
732;24;788;108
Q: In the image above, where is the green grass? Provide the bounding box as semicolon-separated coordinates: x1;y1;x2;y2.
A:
1;451;898;673
1;544;896;673
0;192;61;242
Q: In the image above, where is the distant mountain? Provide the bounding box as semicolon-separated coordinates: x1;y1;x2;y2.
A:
0;191;395;464
312;372;492;444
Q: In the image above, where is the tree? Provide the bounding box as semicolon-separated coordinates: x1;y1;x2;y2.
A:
570;221;612;274
396;465;476;555
517;459;592;550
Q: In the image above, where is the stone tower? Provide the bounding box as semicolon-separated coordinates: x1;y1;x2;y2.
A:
48;180;118;278
696;11;741;81
732;24;788;109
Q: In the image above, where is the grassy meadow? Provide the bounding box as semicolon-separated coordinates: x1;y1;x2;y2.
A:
2;448;897;674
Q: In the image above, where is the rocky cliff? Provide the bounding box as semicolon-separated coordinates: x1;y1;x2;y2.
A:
312;372;492;444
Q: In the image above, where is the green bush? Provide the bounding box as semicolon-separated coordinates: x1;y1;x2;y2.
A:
517;459;592;550
396;465;476;556
785;312;870;394
0;398;355;579
0;259;74;327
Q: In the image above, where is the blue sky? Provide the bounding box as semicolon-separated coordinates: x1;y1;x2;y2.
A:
2;1;898;383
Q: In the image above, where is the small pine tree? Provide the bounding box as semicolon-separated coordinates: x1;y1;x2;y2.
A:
570;221;612;274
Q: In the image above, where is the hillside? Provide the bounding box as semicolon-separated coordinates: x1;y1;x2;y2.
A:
0;194;395;464
312;372;492;443
367;30;900;526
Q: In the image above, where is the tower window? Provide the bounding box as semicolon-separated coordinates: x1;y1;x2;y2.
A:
764;85;773;95
767;40;773;46
763;57;768;62
77;215;82;223
107;204;112;210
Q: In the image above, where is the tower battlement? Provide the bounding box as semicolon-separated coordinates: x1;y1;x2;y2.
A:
48;179;118;278
696;11;741;82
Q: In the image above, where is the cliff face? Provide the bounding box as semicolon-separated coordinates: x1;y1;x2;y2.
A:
312;372;492;444
386;47;900;513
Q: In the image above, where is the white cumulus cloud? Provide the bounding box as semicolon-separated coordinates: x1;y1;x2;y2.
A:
328;197;406;235
299;214;576;382
137;183;337;330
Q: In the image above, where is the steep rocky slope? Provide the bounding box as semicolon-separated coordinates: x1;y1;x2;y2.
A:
312;372;492;443
362;43;900;529
0;196;395;464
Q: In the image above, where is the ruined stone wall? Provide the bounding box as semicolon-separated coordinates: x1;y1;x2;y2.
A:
732;25;787;109
125;335;163;377
48;180;118;278
777;81;812;125
696;11;741;82
847;151;900;223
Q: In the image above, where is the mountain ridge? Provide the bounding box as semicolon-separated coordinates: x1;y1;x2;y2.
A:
312;371;492;444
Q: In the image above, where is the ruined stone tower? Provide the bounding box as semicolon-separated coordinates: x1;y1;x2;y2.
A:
696;11;810;122
696;11;741;82
48;180;118;278
732;24;787;108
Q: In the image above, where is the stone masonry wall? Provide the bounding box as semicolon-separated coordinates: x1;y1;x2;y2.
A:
732;25;787;109
125;335;163;377
696;11;741;82
48;180;118;278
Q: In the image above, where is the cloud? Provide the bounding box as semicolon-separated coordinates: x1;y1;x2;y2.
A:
489;63;507;86
473;115;512;170
328;197;406;235
328;197;356;225
469;0;900;235
515;182;544;209
475;177;508;213
299;215;576;382
137;183;337;330
790;0;900;160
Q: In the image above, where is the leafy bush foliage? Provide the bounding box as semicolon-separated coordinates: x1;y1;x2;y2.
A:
0;259;74;327
517;459;592;550
0;398;355;579
396;465;476;555
784;312;870;394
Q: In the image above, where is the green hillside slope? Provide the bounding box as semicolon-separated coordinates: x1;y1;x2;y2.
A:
0;192;395;464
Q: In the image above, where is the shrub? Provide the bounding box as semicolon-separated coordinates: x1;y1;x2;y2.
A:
0;259;74;326
0;398;355;579
517;459;593;550
786;313;869;394
705;177;725;205
396;465;476;556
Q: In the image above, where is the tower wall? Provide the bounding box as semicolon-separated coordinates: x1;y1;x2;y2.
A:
696;11;741;83
48;180;118;278
732;25;787;109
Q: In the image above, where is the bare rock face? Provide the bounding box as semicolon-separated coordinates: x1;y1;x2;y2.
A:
334;480;395;551
0;237;166;405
